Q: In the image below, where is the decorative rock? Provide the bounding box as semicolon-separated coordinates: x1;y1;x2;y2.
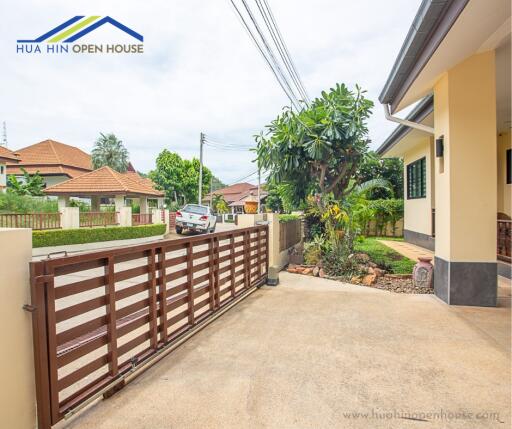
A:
366;266;375;275
368;262;378;268
373;268;385;277
362;274;377;286
319;268;326;278
287;267;298;273
354;253;370;263
303;268;313;275
313;266;320;277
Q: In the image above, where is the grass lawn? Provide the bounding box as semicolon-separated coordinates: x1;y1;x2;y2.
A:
354;237;415;274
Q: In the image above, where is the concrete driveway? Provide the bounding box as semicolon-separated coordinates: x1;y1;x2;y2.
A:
66;272;511;429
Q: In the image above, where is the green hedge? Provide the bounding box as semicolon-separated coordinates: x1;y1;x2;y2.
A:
279;214;301;223
33;224;166;248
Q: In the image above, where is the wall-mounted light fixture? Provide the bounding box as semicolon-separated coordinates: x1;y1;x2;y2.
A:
436;135;444;158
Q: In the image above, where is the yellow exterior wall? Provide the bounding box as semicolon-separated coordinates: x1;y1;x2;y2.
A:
403;140;434;235
497;131;511;217
433;51;497;262
0;228;36;428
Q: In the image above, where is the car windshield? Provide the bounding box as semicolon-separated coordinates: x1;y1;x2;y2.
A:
183;204;208;215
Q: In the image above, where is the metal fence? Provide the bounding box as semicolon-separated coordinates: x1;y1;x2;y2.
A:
79;212;118;228
29;225;268;428
132;213;153;226
0;212;61;230
279;219;302;251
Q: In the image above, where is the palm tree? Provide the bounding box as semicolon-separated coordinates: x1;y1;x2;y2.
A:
91;133;129;172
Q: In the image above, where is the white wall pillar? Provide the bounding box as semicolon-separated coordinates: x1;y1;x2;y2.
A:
139;197;148;214
151;208;163;224
0;228;36;428
57;195;69;211
118;206;132;227
60;207;79;229
163;209;170;233
114;195;125;213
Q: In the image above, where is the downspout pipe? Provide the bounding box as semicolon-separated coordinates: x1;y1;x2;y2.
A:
382;103;435;135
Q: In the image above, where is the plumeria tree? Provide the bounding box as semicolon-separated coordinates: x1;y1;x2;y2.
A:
255;83;373;207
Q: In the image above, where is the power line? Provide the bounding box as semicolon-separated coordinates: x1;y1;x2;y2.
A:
254;0;309;103
258;0;310;103
229;0;301;110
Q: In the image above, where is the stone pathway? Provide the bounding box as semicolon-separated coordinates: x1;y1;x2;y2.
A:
377;239;434;263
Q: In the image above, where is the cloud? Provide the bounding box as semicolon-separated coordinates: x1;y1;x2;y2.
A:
0;0;420;184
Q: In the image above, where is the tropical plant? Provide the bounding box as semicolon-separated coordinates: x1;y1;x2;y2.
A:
7;168;45;196
357;151;403;199
322;239;362;278
91;133;129;172
255;83;373;206
212;194;229;214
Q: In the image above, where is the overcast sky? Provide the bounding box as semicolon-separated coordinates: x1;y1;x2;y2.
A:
0;0;420;185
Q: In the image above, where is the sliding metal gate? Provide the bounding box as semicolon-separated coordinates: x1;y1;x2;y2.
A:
29;225;268;428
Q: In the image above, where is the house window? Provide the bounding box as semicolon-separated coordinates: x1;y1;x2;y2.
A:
507;149;511;185
407;157;426;199
0;165;3;174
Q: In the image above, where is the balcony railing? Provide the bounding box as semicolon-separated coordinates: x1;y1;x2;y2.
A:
132;213;153;226
0;212;61;230
79;211;118;228
497;219;511;263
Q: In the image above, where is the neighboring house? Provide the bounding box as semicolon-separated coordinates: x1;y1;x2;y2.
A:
204;182;267;213
6;139;92;188
377;0;511;306
43;165;165;213
0;146;19;192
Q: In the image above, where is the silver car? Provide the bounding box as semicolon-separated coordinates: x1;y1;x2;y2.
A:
175;204;217;234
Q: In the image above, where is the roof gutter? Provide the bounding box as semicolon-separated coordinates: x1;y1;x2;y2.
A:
379;0;469;112
382;103;434;135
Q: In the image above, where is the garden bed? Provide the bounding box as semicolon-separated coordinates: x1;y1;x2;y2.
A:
289;237;433;294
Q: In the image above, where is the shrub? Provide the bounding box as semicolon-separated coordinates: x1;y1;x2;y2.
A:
279;214;300;223
0;193;58;213
33;224;166;248
322;239;362;278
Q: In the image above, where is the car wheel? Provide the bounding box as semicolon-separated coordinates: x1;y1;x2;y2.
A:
176;226;183;234
209;225;216;233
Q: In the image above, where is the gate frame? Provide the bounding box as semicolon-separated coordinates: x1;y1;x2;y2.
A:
29;225;268;428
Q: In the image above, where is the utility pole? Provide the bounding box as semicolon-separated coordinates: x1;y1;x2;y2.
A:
257;170;261;213
1;122;7;147
198;132;204;204
209;175;213;209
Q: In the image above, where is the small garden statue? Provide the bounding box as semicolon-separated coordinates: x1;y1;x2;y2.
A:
413;257;434;288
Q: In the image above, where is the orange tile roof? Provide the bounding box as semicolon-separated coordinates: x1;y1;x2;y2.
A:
6;139;92;177
0;146;19;163
204;182;257;203
44;166;164;197
6;165;89;178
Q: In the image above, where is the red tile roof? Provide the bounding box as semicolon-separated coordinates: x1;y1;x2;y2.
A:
0;146;19;163
6;139;92;178
44;166;164;197
204;182;257;203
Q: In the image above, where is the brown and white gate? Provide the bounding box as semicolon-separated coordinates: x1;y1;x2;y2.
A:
29;225;268;428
